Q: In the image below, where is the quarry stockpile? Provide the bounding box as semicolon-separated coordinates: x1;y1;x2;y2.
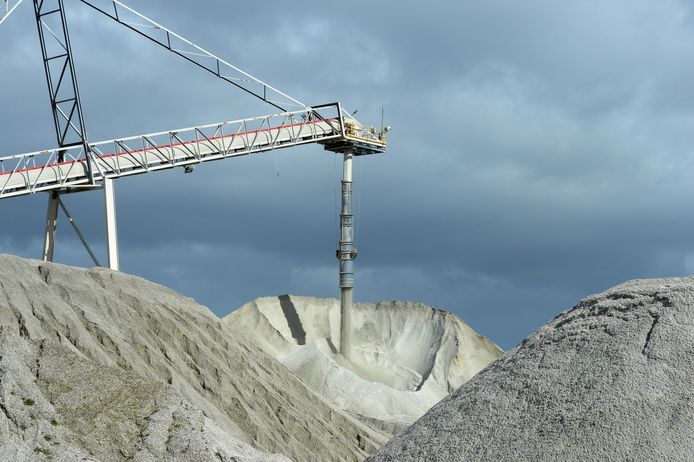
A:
0;254;388;461
0;328;290;462
368;278;694;462
225;296;502;435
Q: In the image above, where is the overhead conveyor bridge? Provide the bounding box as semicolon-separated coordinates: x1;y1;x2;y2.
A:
0;104;386;200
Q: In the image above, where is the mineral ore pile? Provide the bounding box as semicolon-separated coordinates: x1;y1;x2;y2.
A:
368;277;694;462
226;296;501;436
0;254;499;461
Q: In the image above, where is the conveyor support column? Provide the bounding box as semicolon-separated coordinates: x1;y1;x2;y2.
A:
339;153;355;359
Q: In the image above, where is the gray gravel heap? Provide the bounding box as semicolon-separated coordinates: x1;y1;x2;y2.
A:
368;277;694;462
0;254;387;461
0;328;289;462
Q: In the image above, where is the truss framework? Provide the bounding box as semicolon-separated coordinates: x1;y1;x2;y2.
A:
33;0;97;185
34;0;87;148
0;103;385;199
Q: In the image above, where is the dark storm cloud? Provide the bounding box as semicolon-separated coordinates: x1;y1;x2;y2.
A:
2;0;694;349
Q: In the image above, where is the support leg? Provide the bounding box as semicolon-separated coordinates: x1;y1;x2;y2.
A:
338;153;355;359
103;178;119;271
42;192;59;262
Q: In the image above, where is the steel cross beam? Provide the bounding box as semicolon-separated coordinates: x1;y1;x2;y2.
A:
77;0;306;112
0;0;24;25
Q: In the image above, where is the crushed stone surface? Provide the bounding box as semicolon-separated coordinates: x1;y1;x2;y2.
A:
368;277;694;462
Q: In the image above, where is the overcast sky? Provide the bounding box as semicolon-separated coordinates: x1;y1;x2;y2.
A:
2;0;694;349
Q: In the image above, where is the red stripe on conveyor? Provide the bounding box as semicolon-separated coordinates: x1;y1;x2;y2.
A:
0;118;336;178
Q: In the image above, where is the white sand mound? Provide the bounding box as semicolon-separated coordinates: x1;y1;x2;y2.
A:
368;278;694;462
225;295;502;434
0;254;387;461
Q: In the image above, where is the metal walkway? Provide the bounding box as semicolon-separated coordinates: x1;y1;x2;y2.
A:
0;104;386;200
